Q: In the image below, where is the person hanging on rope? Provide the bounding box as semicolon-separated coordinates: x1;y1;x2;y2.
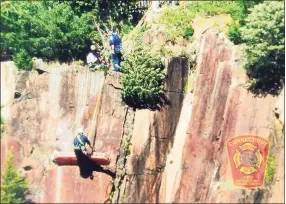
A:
74;127;92;158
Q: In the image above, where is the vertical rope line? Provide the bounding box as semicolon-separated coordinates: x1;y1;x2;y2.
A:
87;78;105;152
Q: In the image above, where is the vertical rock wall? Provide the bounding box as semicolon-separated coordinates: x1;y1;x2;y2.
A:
111;57;188;203
169;31;283;203
0;62;118;203
0;61;17;121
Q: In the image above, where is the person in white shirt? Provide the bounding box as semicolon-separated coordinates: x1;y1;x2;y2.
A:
86;45;99;69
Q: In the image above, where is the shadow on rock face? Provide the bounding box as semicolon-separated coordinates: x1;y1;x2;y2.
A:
246;61;285;97
26;199;36;204
123;93;170;111
75;151;115;179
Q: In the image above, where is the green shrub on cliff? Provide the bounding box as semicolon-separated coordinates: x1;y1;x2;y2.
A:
183;27;194;39
0;106;3;125
240;1;284;95
265;154;276;184
159;5;194;42
1;106;4;135
227;22;243;44
13;50;33;71
121;45;165;109
1;151;29;203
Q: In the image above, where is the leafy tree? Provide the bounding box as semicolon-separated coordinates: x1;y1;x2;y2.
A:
1;1;100;65
1;0;144;69
227;0;263;44
44;0;142;34
1;151;29;203
121;44;165;109
234;0;263;22
240;1;284;95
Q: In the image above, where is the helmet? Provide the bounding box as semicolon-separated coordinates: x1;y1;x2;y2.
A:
77;127;84;135
90;45;96;51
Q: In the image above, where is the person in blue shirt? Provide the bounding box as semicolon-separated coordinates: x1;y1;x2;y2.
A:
108;28;122;71
73;127;116;179
73;127;94;178
74;127;92;157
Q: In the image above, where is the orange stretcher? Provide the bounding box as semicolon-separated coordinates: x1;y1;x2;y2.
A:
53;152;111;166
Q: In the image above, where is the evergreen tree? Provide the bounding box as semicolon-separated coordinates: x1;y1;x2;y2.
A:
1;151;28;203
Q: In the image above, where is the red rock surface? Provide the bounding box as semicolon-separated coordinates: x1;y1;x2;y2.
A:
40;71;124;203
171;30;282;203
1;138;22;171
1;66;120;203
41;166;112;203
93;72;127;168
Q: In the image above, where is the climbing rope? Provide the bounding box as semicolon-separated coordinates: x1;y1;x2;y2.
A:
87;78;105;153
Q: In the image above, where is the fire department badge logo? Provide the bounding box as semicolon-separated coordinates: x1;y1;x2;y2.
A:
226;135;270;188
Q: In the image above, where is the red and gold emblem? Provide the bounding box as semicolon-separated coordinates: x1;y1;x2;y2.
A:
226;135;270;188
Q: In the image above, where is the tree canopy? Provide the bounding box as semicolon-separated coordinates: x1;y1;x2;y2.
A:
0;0;144;69
240;1;284;95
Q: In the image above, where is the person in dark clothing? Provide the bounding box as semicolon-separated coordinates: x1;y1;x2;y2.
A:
108;29;122;71
74;127;92;156
73;127;116;179
74;127;93;178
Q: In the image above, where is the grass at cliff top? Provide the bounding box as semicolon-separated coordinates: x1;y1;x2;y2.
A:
160;1;245;23
158;1;245;41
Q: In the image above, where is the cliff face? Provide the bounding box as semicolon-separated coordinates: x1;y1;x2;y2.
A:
110;30;284;203
1;29;284;203
1;63;114;203
171;30;282;203
111;57;188;203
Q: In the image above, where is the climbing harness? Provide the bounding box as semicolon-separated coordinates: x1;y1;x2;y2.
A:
74;134;85;150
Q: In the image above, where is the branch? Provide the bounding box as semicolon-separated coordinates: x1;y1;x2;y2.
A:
93;18;105;43
92;18;112;67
